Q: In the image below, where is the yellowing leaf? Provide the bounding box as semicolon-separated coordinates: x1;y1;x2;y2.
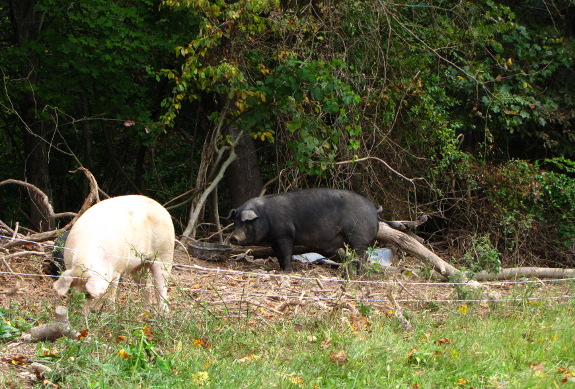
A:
193;338;212;349
116;349;130;359
264;131;272;139
549;333;558;341
9;356;27;366
456;378;468;385
285;372;304;386
41;347;59;357
329;350;348;366
434;337;451;345
529;362;544;372
143;324;154;340
258;64;270;75
458;305;468;315
191;371;209;386
234;354;261;364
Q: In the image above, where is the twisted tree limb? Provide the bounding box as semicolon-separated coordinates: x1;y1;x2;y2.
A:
180;144;238;244
0;167;99;249
180;129;244;245
0;179;55;225
66;167;100;227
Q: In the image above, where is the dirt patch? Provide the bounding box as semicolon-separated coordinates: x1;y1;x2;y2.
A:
2;246;573;318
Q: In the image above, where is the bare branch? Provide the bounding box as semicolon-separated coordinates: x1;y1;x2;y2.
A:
0;179;56;227
0;167;100;249
180;132;242;244
334;156;422;184
63;167;100;230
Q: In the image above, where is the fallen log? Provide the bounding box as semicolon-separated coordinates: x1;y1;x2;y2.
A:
375;221;465;281
1;229;67;249
474;267;575;281
380;215;428;243
21;306;79;342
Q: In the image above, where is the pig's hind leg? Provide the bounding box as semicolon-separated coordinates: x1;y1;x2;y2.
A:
344;235;373;273
148;260;172;312
130;262;155;310
272;239;295;272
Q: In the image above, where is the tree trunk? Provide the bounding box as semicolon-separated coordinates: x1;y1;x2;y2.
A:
24;130;54;231
225;126;263;209
9;0;54;232
103;125;141;194
8;0;36;46
134;144;147;194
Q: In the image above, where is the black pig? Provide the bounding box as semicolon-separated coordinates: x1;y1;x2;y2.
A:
43;231;69;276
228;188;380;271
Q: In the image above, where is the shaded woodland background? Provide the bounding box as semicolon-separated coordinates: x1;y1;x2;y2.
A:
1;0;574;271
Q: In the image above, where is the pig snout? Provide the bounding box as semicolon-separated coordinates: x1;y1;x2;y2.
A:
229;231;246;245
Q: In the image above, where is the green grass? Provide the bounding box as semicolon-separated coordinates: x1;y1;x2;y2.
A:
2;296;575;388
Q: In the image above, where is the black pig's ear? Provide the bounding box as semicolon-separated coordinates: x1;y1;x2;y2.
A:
241;209;258;222
227;209;237;221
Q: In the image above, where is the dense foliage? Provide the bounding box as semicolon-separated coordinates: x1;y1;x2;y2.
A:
1;0;574;266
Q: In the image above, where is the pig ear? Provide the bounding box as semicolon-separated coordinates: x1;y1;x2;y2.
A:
241;209;258;222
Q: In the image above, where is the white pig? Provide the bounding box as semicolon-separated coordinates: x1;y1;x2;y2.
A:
53;195;175;312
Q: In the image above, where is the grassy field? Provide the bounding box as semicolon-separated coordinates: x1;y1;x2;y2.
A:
2;289;575;388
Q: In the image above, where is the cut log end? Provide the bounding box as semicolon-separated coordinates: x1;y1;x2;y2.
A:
26;306;75;342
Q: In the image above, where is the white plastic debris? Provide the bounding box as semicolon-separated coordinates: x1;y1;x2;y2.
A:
293;253;325;263
293;248;393;267
369;248;393;267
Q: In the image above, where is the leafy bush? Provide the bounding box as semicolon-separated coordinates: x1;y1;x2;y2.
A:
0;309;29;341
438;159;575;267
463;234;502;275
490;160;574;262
